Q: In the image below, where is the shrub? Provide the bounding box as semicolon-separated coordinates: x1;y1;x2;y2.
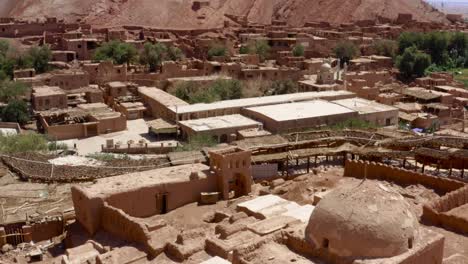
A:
1;100;29;125
0;133;48;154
292;44;305;57
177;134;217;152
207;44;227;58
396;46;431;79
0;80;30;102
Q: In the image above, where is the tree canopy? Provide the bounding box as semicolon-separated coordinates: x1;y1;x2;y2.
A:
0;80;30;102
1;99;30;125
396;46;431;78
292;44;305;57
94;41;138;65
334;41;359;66
140;43;184;72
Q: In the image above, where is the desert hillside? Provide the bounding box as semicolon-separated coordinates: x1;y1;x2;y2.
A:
4;0;448;28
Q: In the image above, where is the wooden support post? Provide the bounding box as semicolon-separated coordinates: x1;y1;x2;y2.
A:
403;159;406;168
307;157;310;173
414;161;418;172
286;158;289;177
296;158;299;166
315;155;318;167
422;164;425;174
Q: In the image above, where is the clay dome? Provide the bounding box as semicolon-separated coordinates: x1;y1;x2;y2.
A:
320;63;332;71
305;180;418;259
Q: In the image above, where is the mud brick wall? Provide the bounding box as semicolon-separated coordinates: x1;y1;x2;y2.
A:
101;203;150;245
423;186;468;234
344;160;465;195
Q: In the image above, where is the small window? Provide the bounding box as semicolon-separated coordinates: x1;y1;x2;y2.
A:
1;28;5;32
322;238;329;249
408;237;413;249
77;44;82;49
45;99;50;106
236;161;240;168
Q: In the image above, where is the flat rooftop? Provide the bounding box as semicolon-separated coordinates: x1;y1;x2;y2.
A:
179;114;261;132
138;86;188;107
167;75;232;82
33;86;66;96
333;98;397;114
169;91;355;114
245;100;356;122
80;163;210;197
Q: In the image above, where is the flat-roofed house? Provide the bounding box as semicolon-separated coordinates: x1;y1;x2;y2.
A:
242;100;358;133
333;98;399;126
179;114;262;143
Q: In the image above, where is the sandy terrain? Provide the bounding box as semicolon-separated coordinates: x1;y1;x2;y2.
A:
3;0;449;29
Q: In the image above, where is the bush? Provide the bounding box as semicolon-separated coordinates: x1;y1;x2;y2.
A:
330;119;376;130
174;79;242;104
167;46;184;61
292;44;305;57
48;141;69;151
396;46;431;79
239;45;250;54
207;44;227;58
26;46;52;73
266;80;298;96
177;134;217;152
0;133;48;154
1;100;29;125
94;41;138;65
372;39;398;58
334;41;359;66
0;80;30;102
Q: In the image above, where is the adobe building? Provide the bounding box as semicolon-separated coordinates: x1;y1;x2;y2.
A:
22;70;90;91
82;61;127;85
32;86;68;111
71;147;252;234
178;114;262;143
242;100;358;133
138;86;189;120
170;91;356;122
38;103;127;140
333;97;399;126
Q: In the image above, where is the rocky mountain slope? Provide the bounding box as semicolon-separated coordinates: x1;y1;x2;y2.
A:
2;0;448;28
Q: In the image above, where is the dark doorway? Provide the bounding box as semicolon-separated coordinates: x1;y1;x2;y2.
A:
156;193;168;214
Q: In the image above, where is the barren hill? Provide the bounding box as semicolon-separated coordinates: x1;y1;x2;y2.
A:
3;0;448;28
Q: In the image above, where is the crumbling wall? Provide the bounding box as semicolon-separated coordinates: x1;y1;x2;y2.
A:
105;174;217;218
344;160;465;195
31;218;64;242
101;202;150;244
422;186;468;234
71;186;104;235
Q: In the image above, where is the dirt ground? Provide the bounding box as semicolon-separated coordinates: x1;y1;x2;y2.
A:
0;163;466;263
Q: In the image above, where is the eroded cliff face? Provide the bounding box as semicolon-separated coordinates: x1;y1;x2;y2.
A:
4;0;448;28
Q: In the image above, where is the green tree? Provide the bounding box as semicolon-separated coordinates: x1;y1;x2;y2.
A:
1;100;29;125
0;40;9;58
334;41;359;66
292;44;305;57
140;42;167;72
207;44;227;59
94;41;138;65
239;45;250;54
210;79;242;100
26;46;52;73
167;46;184;61
252;40;271;61
0;80;30;102
396;46;431;78
372;39;398;58
398;32;424;54
422;32;449;65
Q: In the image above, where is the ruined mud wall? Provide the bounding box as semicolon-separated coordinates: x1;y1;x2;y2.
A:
101;203;150;245
31;218;64;242
105;174;217;218
344;160;464;194
71;186;104;235
423;186;468;234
